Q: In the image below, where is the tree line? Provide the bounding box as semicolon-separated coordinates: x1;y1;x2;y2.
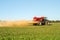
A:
49;20;60;23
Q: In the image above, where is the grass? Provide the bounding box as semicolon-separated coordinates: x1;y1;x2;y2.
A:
0;23;60;40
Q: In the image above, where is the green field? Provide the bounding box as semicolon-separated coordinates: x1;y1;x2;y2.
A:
0;23;60;40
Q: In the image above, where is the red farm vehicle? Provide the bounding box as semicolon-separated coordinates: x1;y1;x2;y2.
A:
33;16;49;25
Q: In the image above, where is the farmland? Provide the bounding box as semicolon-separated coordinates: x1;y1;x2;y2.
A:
0;23;60;40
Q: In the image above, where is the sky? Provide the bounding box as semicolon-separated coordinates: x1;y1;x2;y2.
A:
0;0;60;20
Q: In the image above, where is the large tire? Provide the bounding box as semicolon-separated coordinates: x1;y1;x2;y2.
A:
42;22;45;25
41;21;45;25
